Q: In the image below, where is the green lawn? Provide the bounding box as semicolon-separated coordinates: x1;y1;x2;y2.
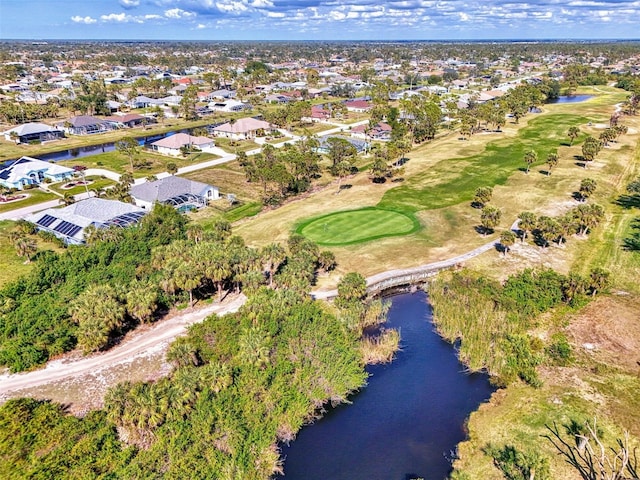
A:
379;113;590;213
59;150;219;178
0;189;56;214
296;207;419;246
48;176;115;196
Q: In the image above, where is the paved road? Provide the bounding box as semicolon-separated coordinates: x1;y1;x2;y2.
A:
1;122;369;221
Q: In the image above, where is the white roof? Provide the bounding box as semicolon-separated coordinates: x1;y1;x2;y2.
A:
213;117;271;134
4;122;56;136
151;133;212;149
25;199;146;243
0;156;74;184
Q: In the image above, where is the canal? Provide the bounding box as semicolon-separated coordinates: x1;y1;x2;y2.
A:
279;291;494;480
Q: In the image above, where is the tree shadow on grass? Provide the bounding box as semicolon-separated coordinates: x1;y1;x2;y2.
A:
475;225;494;236
339;184;353;190
539;169;550;176
615;194;640;209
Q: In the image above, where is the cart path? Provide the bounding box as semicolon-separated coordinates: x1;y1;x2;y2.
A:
0;294;246;399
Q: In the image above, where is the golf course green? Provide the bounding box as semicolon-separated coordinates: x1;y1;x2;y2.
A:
297;207;420;246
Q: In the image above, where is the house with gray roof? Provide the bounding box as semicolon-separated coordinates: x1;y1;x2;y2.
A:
56;115;114;135
3;122;65;144
25;198;147;245
0;156;75;190
130;175;219;212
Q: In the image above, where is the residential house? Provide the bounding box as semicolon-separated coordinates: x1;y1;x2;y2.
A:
344;100;373;113
25;198;147;245
316;135;369;154
351;122;392;142
130;175;219;211
211;117;273;140
104;113;152;129
0;156;75;190
149;133;214;156
208;99;251;112
3;122;64;144
56;115;113;135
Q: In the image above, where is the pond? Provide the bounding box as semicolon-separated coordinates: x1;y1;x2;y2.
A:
547;95;593;104
15;129;187;164
279;291;494;480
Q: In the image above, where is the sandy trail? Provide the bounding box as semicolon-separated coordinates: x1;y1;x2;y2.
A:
0;294;246;400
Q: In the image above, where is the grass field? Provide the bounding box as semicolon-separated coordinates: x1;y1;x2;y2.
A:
0;220;63;286
296;207;419;246
0;189;56;214
59;150;219;178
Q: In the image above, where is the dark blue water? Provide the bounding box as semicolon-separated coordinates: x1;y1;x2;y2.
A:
547;94;593;104
279;291;494;480
17;130;186;164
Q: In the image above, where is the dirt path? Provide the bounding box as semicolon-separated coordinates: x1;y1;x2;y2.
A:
0;294;246;404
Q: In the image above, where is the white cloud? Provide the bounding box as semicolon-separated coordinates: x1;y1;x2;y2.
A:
215;1;249;13
100;13;140;23
119;0;140;8
165;8;197;19
71;15;97;24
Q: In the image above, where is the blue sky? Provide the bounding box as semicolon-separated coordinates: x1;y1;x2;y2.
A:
1;0;639;41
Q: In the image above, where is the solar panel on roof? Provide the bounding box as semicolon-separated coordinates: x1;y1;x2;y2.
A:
36;214;57;228
54;220;81;237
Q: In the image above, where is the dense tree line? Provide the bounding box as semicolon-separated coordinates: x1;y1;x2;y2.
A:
1;287;369;479
429;267;609;387
239;140;321;205
0;204;188;371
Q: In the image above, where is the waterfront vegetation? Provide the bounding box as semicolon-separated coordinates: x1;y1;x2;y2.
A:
1;41;640;480
0;288;370;479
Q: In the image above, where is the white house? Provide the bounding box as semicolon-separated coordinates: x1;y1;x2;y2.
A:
0;156;75;190
211;117;273;140
130;175;219;211
149;133;214;156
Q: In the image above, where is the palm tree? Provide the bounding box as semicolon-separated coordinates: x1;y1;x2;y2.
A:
579;178;597;202
173;262;202;307
167;162;178;175
537;215;560;248
500;230;516;256
563;272;587;303
59;192;75;206
261;243;286;288
589;267;610;297
125;280;158;324
546;152;559;176
473;186;493;207
9;131;20;144
70;284;125;353
523;150;537;174
518;212;537;243
480;205;501;235
567;126;580;145
14;235;37;262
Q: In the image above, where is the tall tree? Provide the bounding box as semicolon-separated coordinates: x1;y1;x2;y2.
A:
115;137;140;173
523;150;538;174
546;152;559;176
578;178;597;202
567;126;580;145
500;230;517;256
480;206;502;235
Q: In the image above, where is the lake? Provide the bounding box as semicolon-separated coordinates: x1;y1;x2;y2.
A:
279;291;494;480
547;94;593;104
